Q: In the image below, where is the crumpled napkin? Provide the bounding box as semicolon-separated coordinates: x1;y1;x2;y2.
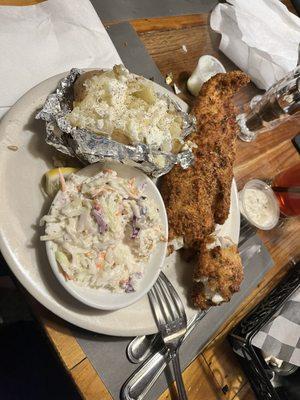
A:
0;0;122;118
210;0;300;90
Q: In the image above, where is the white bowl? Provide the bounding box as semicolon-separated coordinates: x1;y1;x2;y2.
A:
45;162;168;310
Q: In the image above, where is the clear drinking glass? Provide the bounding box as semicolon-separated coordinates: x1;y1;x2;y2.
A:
237;65;300;142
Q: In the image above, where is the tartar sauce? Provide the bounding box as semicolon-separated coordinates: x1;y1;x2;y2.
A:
243;188;276;228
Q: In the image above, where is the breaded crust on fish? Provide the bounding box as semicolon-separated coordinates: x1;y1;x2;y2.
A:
160;71;249;309
191;244;243;310
160;71;250;250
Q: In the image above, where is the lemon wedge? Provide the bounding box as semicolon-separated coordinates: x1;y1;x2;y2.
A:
44;167;79;197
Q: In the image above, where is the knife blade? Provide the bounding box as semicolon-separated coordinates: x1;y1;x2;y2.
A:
121;310;207;400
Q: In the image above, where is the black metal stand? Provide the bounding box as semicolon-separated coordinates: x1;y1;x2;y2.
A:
229;260;300;400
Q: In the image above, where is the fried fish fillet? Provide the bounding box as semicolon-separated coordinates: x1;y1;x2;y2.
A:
161;71;250;250
161;71;249;309
191;244;243;309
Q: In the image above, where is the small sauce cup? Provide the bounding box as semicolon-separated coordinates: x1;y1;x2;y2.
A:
239;179;280;230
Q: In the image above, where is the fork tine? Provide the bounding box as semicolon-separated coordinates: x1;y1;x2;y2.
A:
148;273;188;400
160;272;186;320
148;287;165;329
156;277;179;321
153;280;174;324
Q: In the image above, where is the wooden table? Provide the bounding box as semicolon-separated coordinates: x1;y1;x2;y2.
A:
2;1;300;399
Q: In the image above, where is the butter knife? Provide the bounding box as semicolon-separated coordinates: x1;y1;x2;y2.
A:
121;310;207;400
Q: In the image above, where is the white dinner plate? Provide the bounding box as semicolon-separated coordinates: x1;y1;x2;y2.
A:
0;72;240;336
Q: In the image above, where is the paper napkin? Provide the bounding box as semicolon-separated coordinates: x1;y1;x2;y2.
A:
0;0;121;118
252;288;300;367
210;0;300;90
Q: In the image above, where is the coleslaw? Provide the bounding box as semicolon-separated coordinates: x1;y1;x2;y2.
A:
40;169;165;293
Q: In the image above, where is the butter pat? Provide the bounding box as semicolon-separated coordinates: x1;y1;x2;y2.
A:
187;55;226;96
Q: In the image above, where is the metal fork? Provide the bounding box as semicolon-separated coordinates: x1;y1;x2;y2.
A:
148;272;188;400
127;217;257;365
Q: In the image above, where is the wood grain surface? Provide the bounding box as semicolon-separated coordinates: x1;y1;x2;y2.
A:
0;0;44;5
1;1;299;400
70;359;112;400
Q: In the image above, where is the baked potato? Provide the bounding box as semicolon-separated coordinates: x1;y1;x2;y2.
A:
67;65;184;152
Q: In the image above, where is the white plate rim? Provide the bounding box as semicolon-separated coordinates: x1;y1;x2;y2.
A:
0;71;240;336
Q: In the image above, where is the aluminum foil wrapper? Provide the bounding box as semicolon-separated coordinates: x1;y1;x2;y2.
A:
36;68;196;177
